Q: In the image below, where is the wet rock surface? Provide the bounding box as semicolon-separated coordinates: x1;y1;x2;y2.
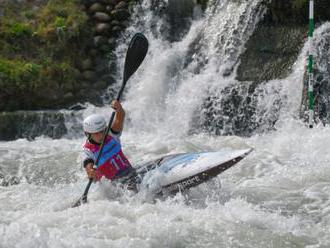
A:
0;111;68;141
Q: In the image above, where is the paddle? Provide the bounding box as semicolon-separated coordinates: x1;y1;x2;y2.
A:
72;33;149;208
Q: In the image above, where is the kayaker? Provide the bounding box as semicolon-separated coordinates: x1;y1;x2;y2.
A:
81;100;134;183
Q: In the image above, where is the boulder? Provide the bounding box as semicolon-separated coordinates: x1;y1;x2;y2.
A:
111;20;120;26
88;48;99;57
63;92;74;100
89;3;105;13
94;12;111;22
95;23;111;34
115;1;127;10
112;25;122;33
82;70;96;80
236;26;305;83
95;80;108;89
81;58;93;70
94;35;108;46
108;37;116;48
111;9;130;21
104;0;119;6
106;5;114;13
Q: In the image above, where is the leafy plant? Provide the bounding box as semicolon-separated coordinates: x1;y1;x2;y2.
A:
2;21;32;38
0;58;41;89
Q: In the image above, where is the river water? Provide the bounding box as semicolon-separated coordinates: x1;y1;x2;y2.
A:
1;0;330;247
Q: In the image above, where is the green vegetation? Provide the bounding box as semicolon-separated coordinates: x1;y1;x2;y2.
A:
0;58;41;86
0;0;90;111
1;21;33;38
36;0;88;40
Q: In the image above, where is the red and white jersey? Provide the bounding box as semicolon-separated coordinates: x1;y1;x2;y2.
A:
82;133;132;181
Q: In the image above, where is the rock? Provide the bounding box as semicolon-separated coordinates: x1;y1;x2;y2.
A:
236;0;330;84
82;70;96;80
121;20;130;28
112;25;122;33
95;23;111;34
89;3;105;13
63;92;74;100
61;81;75;91
101;74;114;83
98;44;111;52
82;0;98;7
108;37;116;48
95;80;108;89
110;19;128;29
111;9;130;21
94;35;108;46
93;56;109;65
115;1;127;10
264;0;330;25
0;111;68;141
80;81;90;88
196;0;208;11
106;5;114;13
104;0;119;6
80;89;103;104
81;58;93;70
160;0;195;42
128;1;136;13
94;12;111;22
94;63;109;74
73;69;81;79
110;20;120;26
88;49;98;57
69;103;87;110
236;24;305;83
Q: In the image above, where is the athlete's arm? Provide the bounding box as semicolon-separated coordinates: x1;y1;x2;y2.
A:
111;100;125;133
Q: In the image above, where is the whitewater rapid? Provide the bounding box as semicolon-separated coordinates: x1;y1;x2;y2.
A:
1;119;330;247
1;0;330;247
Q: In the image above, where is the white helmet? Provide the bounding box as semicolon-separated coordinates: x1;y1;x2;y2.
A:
83;114;107;133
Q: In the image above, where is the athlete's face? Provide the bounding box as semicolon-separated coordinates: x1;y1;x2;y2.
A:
90;131;104;143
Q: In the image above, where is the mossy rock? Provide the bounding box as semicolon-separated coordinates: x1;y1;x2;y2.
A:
264;0;330;25
237;0;330;84
236;25;305;83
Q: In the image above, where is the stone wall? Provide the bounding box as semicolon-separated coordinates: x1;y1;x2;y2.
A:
0;0;138;112
0;111;67;140
0;0;138;140
78;0;136;102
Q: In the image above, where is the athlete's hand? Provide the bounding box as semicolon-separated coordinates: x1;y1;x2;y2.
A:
85;163;95;179
111;100;123;112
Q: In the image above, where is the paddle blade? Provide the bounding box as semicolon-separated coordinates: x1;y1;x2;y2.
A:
71;195;87;208
72;179;92;208
123;33;149;85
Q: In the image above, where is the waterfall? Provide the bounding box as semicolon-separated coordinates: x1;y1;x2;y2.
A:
109;0;267;138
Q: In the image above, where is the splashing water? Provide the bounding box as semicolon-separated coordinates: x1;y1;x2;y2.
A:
1;1;330;247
